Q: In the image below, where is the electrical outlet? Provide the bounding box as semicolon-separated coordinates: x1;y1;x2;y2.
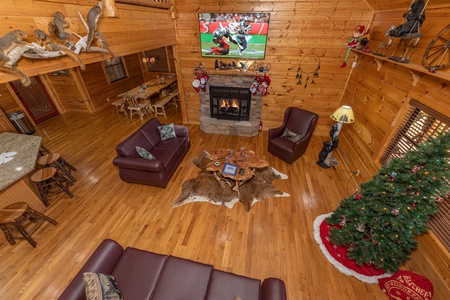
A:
355;170;360;176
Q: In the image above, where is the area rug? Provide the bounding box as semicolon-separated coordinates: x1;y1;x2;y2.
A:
313;213;391;283
173;150;290;211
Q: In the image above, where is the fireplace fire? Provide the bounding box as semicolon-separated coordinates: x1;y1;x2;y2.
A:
210;86;251;121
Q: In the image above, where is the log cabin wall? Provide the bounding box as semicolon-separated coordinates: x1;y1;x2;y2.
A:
0;0;177;129
337;3;450;185
81;54;143;110
336;2;450;286
173;0;373;136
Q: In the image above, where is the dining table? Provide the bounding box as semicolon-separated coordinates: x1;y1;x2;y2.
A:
117;77;177;112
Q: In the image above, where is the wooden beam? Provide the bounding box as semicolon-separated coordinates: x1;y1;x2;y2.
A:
116;0;171;9
103;0;119;18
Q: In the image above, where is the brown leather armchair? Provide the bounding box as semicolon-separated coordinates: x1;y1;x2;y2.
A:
268;107;319;164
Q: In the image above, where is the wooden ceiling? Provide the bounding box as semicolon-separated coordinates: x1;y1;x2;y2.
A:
365;0;449;11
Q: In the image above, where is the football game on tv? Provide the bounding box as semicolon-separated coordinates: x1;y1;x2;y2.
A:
198;12;270;60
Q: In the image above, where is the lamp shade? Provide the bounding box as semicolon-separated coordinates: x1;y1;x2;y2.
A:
330;105;354;123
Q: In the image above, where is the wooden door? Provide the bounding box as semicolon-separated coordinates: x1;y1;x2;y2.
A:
9;77;59;123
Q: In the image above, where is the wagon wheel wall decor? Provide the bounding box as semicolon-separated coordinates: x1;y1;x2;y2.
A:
422;24;450;71
296;52;321;88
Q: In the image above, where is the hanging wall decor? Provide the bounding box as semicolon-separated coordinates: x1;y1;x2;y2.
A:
296;51;321;88
0;1;114;87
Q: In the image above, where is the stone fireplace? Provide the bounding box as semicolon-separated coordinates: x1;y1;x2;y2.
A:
200;74;262;137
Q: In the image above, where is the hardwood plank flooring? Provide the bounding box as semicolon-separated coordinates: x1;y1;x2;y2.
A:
0;105;448;299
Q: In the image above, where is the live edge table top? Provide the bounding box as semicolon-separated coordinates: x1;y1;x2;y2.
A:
0;132;42;191
206;148;269;181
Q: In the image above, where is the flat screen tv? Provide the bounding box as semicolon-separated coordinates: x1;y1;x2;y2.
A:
199;13;270;60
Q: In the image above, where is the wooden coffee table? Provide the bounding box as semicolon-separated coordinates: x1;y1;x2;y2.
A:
206;148;269;195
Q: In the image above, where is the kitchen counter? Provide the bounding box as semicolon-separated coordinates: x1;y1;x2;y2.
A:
0;132;42;190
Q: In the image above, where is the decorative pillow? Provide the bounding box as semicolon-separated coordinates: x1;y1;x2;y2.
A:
157;123;177;141
378;270;433;300
281;128;304;143
135;146;155;160
83;272;123;300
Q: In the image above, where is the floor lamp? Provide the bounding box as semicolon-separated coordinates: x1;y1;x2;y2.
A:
317;105;355;168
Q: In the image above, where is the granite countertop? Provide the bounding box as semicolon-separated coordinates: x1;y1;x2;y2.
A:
0;132;42;191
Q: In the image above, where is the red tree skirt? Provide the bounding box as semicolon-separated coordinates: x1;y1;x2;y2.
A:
313;213;391;284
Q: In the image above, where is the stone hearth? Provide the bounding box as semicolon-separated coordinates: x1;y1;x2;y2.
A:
200;74;262;137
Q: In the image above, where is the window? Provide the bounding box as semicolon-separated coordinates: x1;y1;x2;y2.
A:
380;99;450;251
104;57;127;83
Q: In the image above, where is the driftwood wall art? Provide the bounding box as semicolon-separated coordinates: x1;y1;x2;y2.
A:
0;1;114;87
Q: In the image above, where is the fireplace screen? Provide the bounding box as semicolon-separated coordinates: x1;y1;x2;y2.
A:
209;86;251;121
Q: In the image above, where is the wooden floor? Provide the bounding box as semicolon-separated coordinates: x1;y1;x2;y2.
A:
0;105;448;299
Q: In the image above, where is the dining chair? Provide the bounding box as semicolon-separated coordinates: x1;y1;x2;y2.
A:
125;97;149;121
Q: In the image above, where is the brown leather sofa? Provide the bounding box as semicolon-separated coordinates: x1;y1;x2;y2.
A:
58;239;287;300
268;107;319;164
113;118;190;188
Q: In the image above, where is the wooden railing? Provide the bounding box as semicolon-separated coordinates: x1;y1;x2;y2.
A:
116;0;171;9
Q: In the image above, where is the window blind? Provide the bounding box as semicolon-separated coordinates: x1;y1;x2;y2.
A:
380;99;450;251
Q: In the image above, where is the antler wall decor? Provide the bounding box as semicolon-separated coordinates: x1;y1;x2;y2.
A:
0;1;114;87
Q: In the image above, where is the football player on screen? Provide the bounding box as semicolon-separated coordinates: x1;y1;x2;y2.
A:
208;27;232;55
232;16;252;55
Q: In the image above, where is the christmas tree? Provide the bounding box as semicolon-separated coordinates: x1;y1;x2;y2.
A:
326;133;450;273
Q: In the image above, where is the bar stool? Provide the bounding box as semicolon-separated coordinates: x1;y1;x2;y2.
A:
0;202;57;248
37;153;76;182
31;167;74;207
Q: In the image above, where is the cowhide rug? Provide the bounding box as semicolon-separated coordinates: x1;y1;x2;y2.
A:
173;150;290;211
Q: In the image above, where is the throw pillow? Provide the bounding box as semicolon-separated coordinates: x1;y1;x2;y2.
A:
157;123;177;141
135;146;155;160
281;128;304;143
83;272;123;300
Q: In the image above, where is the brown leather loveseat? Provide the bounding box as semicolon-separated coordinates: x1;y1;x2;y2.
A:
58;239;287;300
113;118;190;188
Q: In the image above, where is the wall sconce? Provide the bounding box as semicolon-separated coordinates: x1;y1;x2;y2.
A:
317;105;355;168
142;56;156;70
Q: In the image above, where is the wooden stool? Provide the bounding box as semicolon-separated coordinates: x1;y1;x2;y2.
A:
39;145;51;156
0;202;57;248
38;153;77;182
31;167;74;207
112;98;128;116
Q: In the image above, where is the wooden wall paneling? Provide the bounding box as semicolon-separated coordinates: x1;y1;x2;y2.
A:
368;0;450;12
0;84;20;114
171;45;189;123
39;74;66;114
0;1;176;86
80;54;145;111
116;0;171;10
174;0;372;135
369;7;450;72
138;52;148;82
5;84;37;127
0;108;17;133
43;70;83;112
